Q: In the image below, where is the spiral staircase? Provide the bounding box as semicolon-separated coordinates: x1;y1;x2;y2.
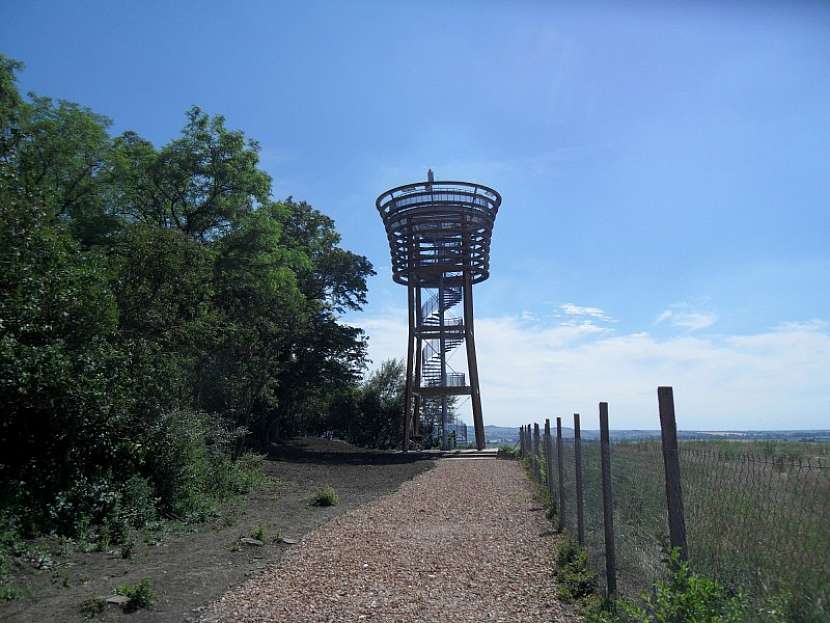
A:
417;285;468;446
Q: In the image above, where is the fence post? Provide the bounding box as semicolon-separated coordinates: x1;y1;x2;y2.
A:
573;413;586;546
533;423;541;482
519;425;524;458
528;422;533;471
599;402;617;597
556;417;565;532
658;386;688;562
544;419;555;503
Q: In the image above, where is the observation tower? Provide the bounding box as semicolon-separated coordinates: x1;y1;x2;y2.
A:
376;171;501;451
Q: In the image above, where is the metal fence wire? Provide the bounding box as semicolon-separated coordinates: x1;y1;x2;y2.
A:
679;447;830;608
519;415;830;616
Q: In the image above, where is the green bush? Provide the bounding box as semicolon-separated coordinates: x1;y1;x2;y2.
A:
312;485;338;507
119;475;159;528
115;577;155;612
585;551;750;623
555;537;597;601
0;514;23;600
145;409;262;521
620;562;746;622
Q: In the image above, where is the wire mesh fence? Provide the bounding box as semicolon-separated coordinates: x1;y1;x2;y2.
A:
519;397;830;618
680;446;829;610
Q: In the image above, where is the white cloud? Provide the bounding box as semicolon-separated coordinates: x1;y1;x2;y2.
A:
561;303;612;322
656;303;717;331
358;309;830;431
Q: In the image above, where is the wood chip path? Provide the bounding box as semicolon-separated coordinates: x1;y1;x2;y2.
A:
203;459;570;622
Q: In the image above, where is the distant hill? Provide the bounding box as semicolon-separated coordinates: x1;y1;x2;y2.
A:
484;425;830;446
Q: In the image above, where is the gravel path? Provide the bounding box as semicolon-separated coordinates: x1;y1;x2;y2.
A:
203;459;569;622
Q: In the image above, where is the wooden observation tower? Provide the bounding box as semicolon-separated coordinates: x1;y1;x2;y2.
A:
376;171;501;451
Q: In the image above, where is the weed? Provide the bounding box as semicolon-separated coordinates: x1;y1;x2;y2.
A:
311;485;338;507
120;538;136;559
115;577;155;612
79;595;106;618
249;525;265;541
555;537;597;601
50;567;71;588
0;582;22;602
95;525;111;552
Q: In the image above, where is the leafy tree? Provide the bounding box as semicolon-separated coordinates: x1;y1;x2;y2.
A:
130;107;270;240
0;52;379;542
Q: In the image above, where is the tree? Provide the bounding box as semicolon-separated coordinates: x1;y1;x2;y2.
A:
0;53;380;539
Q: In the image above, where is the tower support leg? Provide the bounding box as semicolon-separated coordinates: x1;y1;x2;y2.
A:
403;282;415;451
413;286;422;438
463;270;485;450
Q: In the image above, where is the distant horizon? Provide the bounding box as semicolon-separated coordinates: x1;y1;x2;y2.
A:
482;424;830;432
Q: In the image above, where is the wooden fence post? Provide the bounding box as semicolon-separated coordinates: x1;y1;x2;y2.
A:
556;417;565;532
599;402;617;597
658;386;688;561
528;422;533;471
533;423;541;482
545;419;555;503
573;412;585;546
519;425;524;458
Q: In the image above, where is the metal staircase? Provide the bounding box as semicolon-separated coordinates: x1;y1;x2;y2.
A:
417;285;467;446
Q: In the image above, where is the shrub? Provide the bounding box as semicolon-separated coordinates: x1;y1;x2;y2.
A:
119;475;159;528
79;596;106;618
555;537;597;600
626;551;746;622
312;485;338;507
585;551;750;623
145;409;262;520
115;577;155;612
211;451;267;498
0;514;23;600
47;475;122;537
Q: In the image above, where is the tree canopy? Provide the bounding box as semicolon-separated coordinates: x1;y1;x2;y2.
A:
0;54;399;539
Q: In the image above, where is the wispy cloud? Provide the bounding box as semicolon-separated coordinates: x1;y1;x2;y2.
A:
560;303;612;322
656;303;717;331
358;309;830;430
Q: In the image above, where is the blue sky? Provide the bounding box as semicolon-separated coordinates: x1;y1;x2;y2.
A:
3;1;828;430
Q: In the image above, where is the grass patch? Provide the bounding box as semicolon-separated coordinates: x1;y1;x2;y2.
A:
311;485;338;507
115;577;155;612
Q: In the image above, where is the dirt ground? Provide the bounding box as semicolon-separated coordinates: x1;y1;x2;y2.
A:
0;439;434;623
